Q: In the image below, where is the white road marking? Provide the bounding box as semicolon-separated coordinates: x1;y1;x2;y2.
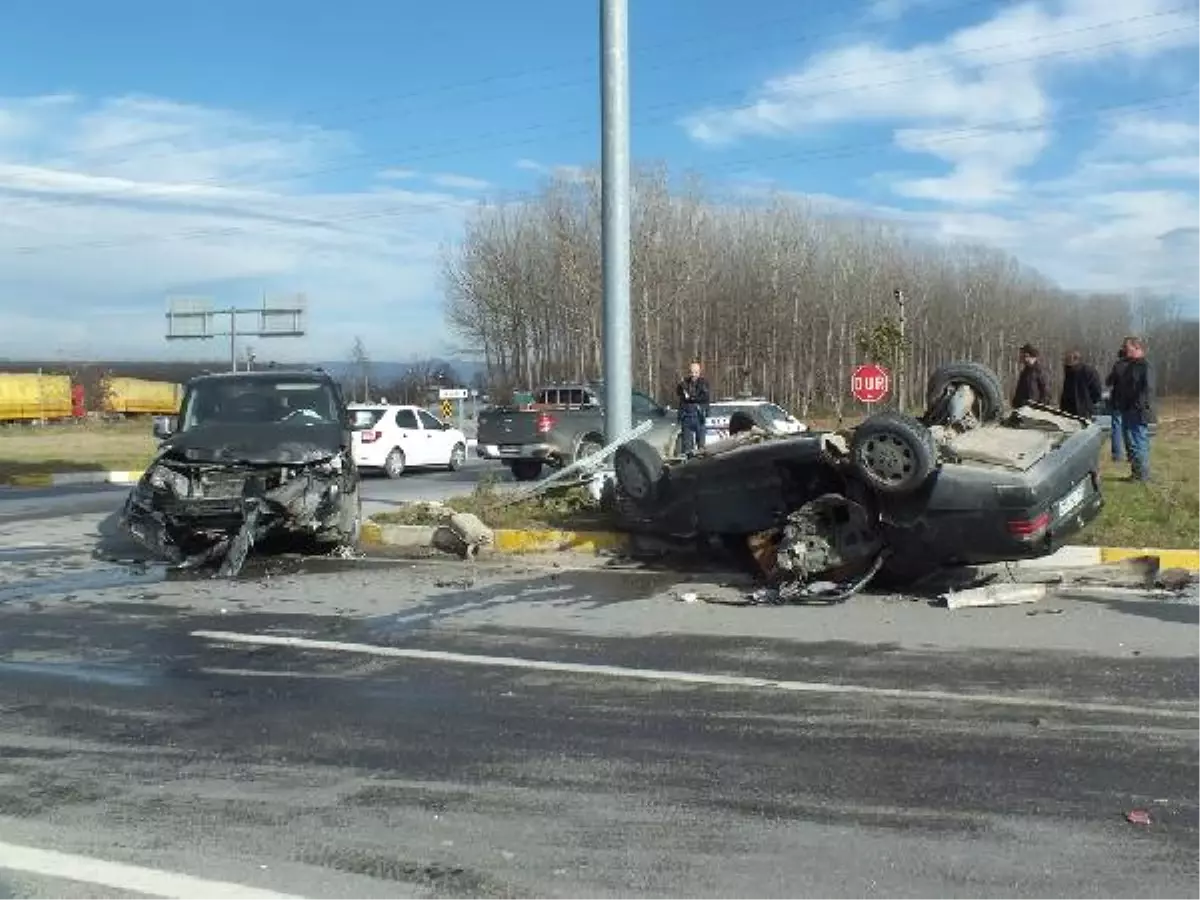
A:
191;630;1199;720
0;840;300;899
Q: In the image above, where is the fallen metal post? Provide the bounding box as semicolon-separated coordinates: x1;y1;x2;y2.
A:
508;419;652;503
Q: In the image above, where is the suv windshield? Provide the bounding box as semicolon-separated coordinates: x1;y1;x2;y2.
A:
181;377;340;431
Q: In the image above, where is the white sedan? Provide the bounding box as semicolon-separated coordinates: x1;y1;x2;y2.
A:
347;404;469;478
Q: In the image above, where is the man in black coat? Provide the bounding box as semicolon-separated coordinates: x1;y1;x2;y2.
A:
676;358;711;456
1059;350;1102;418
1013;343;1051;407
1113;336;1155;481
1105;347;1129;463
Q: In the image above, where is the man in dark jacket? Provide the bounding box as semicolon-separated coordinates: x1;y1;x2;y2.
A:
1113;336;1155;481
1059;350;1102;418
1104;347;1130;463
1013;343;1051;407
676;358;711;456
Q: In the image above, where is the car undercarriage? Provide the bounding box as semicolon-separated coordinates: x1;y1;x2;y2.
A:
609;362;1106;599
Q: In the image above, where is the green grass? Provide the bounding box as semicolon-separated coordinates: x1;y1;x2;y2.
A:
1078;418;1199;549
0;418;158;482
372;476;608;531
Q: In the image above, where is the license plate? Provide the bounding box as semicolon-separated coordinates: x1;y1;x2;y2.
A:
1057;480;1088;518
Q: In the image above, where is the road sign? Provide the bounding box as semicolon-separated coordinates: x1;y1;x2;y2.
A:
439;388;469;400
852;363;891;404
440;399;453;419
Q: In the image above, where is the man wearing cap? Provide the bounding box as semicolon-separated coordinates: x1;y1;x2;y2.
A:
1013;343;1051;408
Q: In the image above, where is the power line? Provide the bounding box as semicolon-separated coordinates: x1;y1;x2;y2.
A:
1;15;1191;213
7;89;1193;256
63;0;1004;161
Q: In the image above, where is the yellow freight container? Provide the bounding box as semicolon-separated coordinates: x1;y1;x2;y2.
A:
101;377;182;416
0;373;72;421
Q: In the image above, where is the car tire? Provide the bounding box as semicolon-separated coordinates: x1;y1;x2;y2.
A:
384;448;406;479
509;460;543;482
613;439;665;507
924;361;1005;425
448;442;467;471
851;411;937;495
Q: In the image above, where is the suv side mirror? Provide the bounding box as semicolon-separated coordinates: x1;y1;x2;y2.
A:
153;416;176;440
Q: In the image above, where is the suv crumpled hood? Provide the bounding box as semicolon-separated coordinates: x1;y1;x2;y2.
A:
158;423;346;465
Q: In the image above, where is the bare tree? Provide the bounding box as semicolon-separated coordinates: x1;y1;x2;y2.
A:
442;166;1198;410
349;336;371;403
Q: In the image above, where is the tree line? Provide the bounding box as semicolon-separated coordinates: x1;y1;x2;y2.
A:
443;167;1198;417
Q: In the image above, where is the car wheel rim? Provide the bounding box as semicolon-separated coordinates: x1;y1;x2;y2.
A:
861;435;914;484
452;447;465;467
387;453;402;475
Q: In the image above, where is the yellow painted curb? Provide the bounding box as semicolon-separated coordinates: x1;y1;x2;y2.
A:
1099;546;1200;572
359;520;384;545
492;528;628;555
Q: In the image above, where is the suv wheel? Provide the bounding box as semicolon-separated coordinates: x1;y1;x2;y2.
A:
510;460;543;481
448;443;467;471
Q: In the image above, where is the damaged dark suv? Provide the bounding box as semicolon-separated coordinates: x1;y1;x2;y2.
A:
121;369;362;576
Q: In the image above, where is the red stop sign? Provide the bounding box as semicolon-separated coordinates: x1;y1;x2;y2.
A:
852;363;891;403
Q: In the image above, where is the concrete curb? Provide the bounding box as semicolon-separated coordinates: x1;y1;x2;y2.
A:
359;521;1200;571
0;469;145;489
359;520;628;556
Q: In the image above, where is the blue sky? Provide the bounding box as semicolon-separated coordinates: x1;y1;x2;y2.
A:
0;0;1196;361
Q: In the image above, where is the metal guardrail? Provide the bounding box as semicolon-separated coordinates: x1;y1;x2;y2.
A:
507;418;653;503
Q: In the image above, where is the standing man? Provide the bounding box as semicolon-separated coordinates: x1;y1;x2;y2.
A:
1105;346;1129;464
1013;343;1051;408
1114;336;1155;481
676;358;711;457
1059;350;1102;418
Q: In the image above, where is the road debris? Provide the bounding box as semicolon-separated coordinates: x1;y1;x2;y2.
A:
1125;809;1153;826
942;582;1048;610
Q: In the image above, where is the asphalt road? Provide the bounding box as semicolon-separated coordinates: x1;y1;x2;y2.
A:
0;505;1196;898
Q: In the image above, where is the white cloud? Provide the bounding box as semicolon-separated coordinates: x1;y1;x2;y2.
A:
0;94;480;360
514;158;589;184
682;0;1198;203
429;173;490;191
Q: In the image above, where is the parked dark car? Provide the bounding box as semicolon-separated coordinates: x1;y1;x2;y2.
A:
122;369;363;576
611;362;1106;588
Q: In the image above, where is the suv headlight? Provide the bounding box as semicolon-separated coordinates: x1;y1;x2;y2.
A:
147;465;189;496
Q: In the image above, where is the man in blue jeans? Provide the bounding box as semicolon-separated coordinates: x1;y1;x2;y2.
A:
1113;336;1155;481
676;358;711;457
1104;346;1129;463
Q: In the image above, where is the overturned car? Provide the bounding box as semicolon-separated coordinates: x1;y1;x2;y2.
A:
610;362;1106;597
121;370;363;576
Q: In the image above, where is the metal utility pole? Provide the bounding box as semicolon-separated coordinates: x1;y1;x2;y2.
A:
601;0;633;442
893;288;908;411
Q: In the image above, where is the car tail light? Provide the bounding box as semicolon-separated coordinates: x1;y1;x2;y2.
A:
535;413;556;434
360;430;381;443
1007;512;1051;537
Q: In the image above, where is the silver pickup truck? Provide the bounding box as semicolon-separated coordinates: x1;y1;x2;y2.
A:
476;382;680;481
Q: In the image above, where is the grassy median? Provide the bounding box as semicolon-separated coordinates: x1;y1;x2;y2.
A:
372;478;608;532
1081;414;1199;550
0;419;158;484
